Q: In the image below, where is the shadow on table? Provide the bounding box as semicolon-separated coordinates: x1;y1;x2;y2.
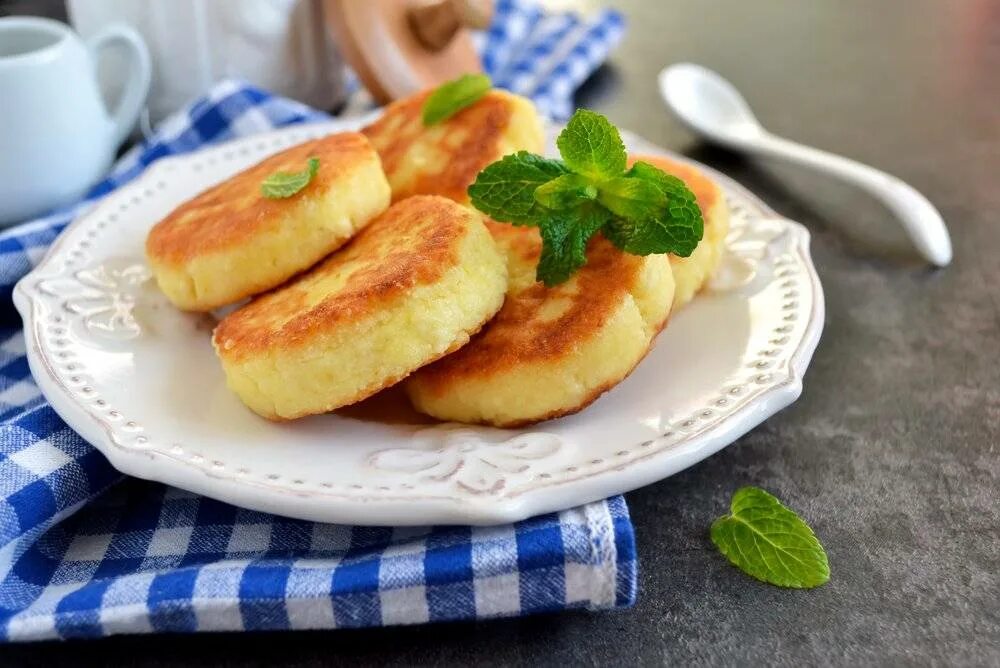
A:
1;610;609;666
680;144;932;270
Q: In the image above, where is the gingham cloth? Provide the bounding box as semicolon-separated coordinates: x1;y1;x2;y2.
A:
0;2;633;641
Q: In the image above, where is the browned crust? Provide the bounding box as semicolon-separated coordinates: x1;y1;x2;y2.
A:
452;311;672;429
213;195;473;361
412;225;666;394
362;90;516;203
146;132;376;263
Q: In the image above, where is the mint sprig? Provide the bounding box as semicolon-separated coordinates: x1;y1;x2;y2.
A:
710;487;830;589
260;157;319;199
422;73;492;126
467;109;704;286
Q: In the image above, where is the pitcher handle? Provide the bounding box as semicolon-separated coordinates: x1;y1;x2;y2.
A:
87;24;152;148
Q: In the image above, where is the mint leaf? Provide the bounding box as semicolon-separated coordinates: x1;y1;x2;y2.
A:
468;152;569;225
628;160;703;215
422;73;492;126
555;109;626;179
603;205;702;257
603;161;704;257
710;487;830;589
534;174;598;210
596;176;667;220
536;205;608;286
260;158;320;199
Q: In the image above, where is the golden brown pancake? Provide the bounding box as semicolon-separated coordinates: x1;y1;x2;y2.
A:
213;195;507;420
147;132;390;311
362;89;543;203
628;154;730;309
406;222;675;427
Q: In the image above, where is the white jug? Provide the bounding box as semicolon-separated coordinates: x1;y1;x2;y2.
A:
0;16;151;226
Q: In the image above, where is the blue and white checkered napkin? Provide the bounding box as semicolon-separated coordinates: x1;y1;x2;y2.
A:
0;2;632;642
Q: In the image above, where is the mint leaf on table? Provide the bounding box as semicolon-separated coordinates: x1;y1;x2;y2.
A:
555;109;627;179
536;206;608;286
260;157;320;199
710;487;830;589
422;73;492;126
468;152;569;225
466;109;705;286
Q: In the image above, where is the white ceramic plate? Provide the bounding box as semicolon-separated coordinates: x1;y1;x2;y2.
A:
14;119;824;526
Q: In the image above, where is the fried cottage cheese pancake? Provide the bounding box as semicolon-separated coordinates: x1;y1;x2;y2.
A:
213;196;507;420
629;154;730;309
147;132;390;311
406;223;675;427
362;89;544;203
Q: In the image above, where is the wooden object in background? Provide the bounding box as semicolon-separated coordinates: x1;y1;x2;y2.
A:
324;0;492;103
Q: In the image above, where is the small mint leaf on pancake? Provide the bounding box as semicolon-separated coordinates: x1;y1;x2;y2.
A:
422;73;492;126
710;487;830;589
260;157;319;199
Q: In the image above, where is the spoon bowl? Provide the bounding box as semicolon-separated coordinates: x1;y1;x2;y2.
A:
659;63;763;146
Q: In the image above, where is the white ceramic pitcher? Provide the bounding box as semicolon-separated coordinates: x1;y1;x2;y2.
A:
0;16;151;226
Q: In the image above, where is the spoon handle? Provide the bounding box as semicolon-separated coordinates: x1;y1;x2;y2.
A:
747;133;952;266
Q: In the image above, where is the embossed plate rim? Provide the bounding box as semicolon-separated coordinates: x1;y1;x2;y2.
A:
14;119;824;525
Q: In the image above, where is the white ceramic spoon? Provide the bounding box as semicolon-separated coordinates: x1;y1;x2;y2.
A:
659;63;952;266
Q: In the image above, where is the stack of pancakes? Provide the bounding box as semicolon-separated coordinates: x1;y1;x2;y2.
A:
146;89;729;426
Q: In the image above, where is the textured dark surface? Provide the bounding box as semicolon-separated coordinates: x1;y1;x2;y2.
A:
3;0;999;665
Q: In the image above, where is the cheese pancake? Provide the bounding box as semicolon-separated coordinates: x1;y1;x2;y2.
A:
147;132;390;311
362;89;543;203
406;223;675;427
213;196;507;420
629;155;730;309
